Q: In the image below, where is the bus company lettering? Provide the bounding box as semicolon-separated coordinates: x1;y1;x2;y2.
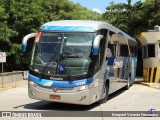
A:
76;82;85;86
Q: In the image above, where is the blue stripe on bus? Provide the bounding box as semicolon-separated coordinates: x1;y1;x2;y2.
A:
40;26;95;31
93;47;99;55
28;74;93;88
22;44;27;52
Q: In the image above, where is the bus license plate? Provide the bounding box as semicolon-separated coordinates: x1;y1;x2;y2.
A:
50;95;60;100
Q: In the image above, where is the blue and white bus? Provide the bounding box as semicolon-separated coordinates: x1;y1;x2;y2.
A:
22;20;137;105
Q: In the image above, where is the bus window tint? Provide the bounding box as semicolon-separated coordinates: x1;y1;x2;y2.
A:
130;46;137;57
120;45;129;56
108;43;115;56
63;33;94;59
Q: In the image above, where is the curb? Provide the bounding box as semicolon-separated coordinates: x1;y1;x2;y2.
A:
0;88;12;91
136;82;160;90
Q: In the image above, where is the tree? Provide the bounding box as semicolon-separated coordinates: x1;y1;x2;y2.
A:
0;0;15;53
0;0;101;71
103;0;160;36
102;0;137;35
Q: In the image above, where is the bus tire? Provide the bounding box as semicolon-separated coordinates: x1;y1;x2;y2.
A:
131;79;134;86
98;83;109;104
125;75;131;90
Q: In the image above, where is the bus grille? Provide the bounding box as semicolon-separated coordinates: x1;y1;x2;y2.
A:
34;85;75;93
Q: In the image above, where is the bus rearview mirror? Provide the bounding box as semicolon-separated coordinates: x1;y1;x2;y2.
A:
93;35;103;55
22;33;37;52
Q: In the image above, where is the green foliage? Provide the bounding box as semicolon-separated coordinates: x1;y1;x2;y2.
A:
0;0;101;71
2;0;159;71
0;1;14;53
103;0;160;37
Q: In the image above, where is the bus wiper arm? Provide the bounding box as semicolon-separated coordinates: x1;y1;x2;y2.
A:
63;54;82;58
39;54;56;78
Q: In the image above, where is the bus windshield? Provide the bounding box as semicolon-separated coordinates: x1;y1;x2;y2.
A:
30;32;95;78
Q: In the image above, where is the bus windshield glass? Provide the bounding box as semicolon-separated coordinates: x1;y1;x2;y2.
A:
30;32;95;77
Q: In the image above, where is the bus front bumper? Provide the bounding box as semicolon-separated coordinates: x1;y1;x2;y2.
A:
28;84;102;105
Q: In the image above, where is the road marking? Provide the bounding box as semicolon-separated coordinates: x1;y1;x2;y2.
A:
0;88;12;91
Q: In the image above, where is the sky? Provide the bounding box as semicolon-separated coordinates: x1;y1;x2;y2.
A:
70;0;145;14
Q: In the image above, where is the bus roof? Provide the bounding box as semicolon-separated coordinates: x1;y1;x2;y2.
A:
40;20;136;42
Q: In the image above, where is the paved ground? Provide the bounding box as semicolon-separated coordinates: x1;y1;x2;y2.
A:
0;80;160;120
0;79;28;91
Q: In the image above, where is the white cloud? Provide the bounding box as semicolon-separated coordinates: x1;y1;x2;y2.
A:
92;8;103;14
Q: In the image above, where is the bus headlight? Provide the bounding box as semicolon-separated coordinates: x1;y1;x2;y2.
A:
75;81;99;91
75;85;88;91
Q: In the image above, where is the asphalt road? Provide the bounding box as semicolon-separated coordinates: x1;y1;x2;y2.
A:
0;83;160;120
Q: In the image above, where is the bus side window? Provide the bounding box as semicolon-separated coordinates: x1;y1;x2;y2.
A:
99;38;106;65
108;41;119;57
108;42;115;57
108;32;117;56
94;38;106;67
120;44;129;56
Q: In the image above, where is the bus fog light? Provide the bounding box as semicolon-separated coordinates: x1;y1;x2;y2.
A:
78;96;86;101
29;90;34;96
29;81;38;87
29;81;34;85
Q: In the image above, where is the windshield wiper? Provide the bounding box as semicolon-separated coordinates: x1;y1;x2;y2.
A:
39;54;58;78
63;53;82;58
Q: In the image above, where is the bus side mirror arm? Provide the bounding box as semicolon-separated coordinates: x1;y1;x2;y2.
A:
93;35;103;55
22;33;37;52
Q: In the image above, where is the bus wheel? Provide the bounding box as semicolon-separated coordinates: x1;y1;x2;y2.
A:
125;76;131;90
98;84;109;104
131;79;134;86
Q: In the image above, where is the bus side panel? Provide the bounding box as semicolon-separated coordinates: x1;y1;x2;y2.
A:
120;56;130;80
105;56;129;94
131;57;137;81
